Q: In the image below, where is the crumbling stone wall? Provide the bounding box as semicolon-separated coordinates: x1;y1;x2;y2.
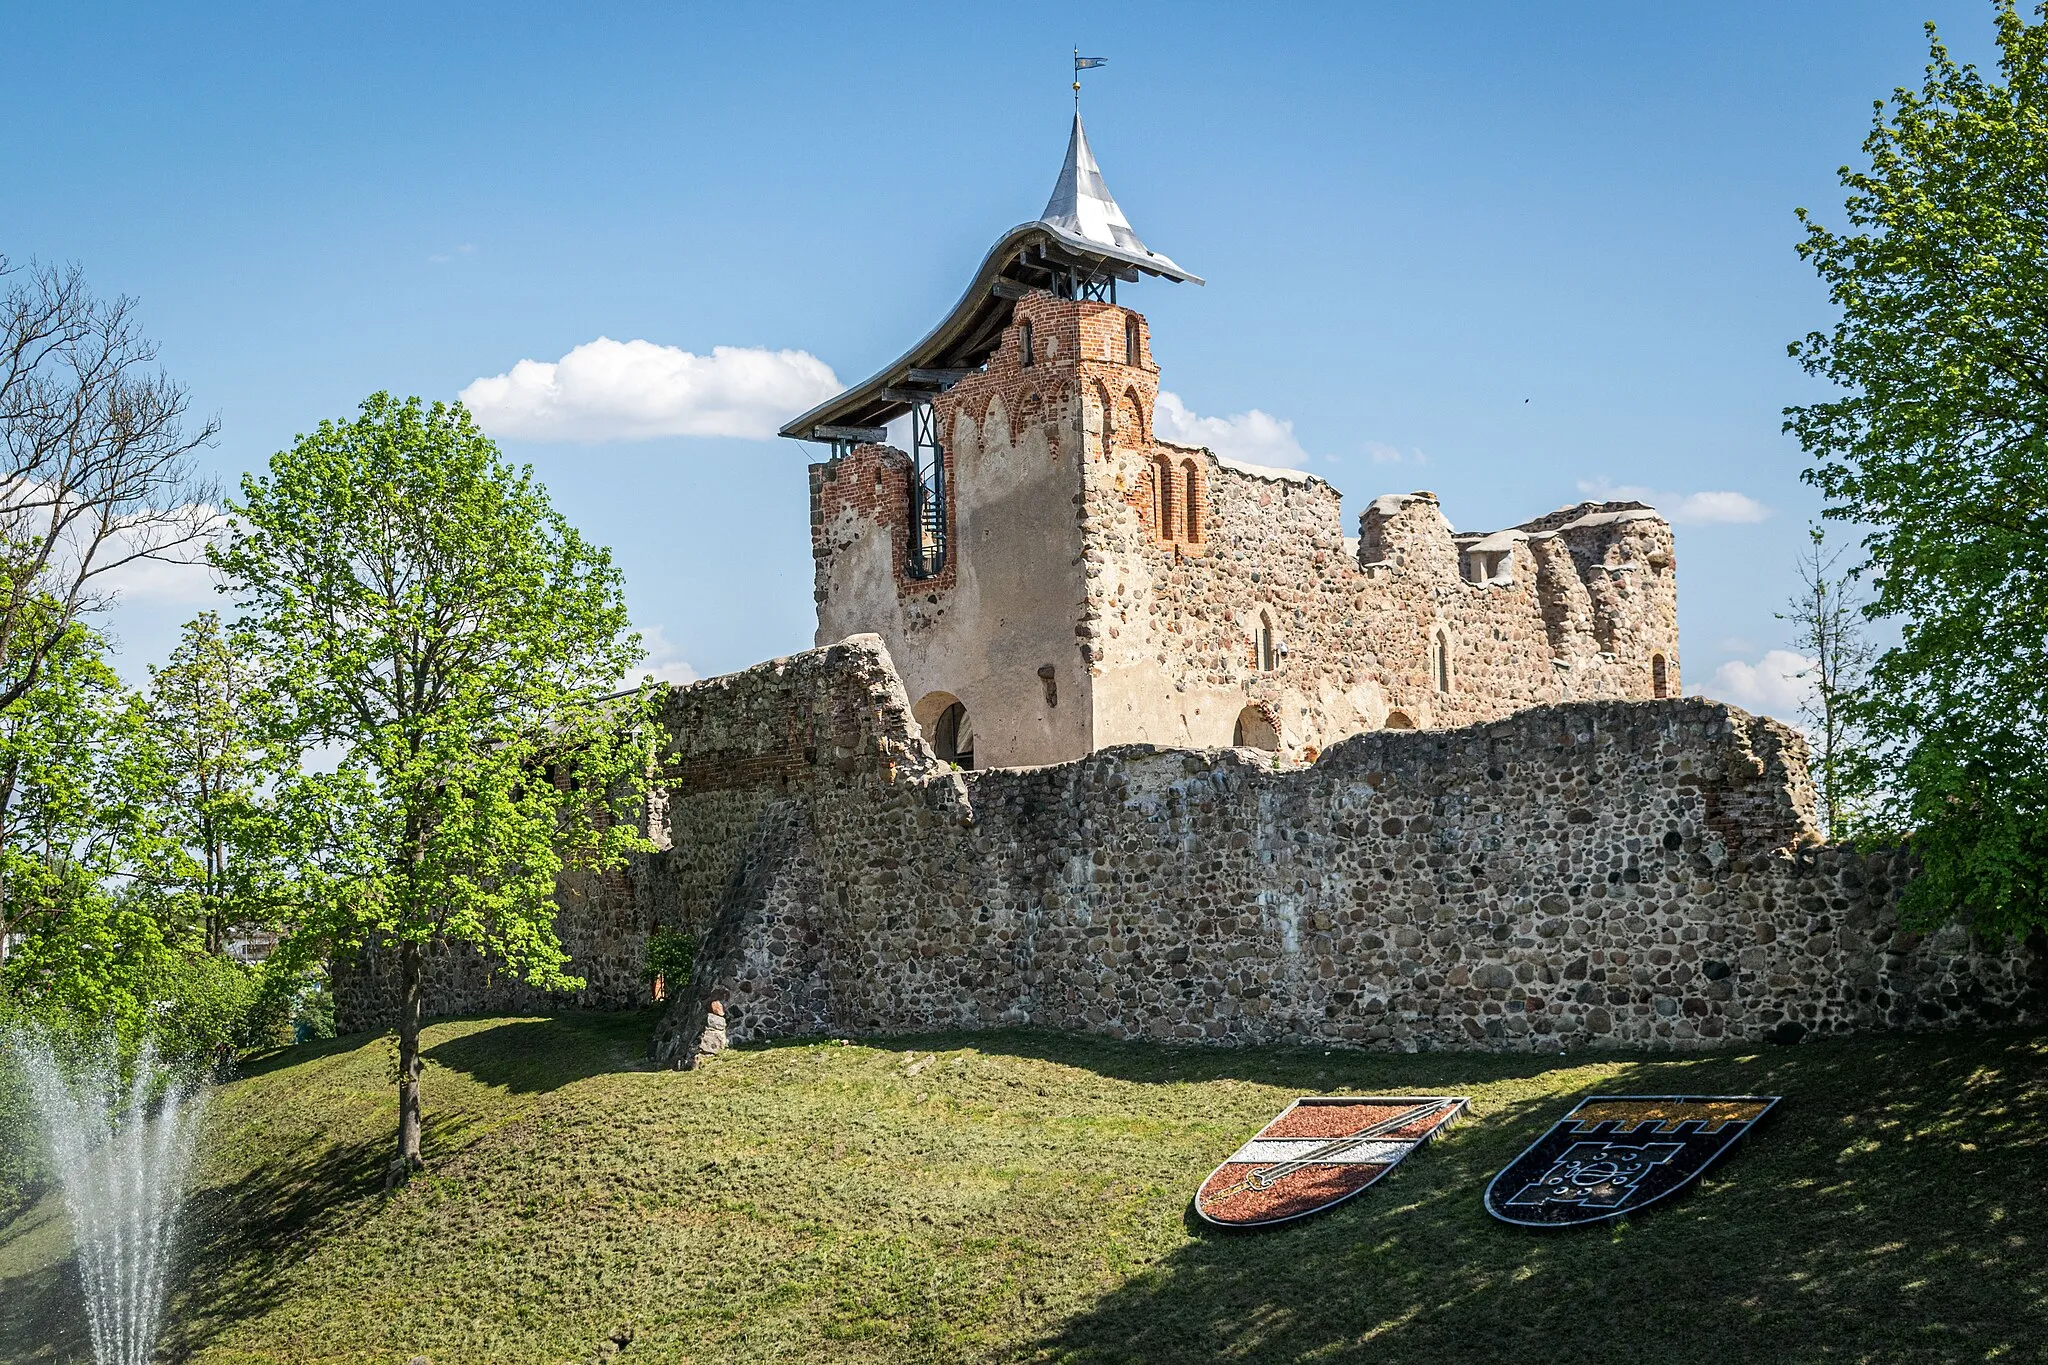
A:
340;638;2040;1051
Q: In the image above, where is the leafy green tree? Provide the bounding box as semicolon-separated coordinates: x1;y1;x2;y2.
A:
1787;2;2048;934
145;611;284;954
0;618;160;966
215;393;655;1175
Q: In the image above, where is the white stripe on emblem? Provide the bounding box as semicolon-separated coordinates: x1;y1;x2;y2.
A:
1225;1138;1414;1166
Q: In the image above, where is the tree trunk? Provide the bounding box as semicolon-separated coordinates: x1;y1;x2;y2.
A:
395;938;426;1173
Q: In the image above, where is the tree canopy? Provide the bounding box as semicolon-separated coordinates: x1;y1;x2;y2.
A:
1788;1;2048;935
0;618;156;966
144;612;284;955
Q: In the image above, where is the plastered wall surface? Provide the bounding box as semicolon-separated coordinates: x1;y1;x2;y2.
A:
332;639;2042;1058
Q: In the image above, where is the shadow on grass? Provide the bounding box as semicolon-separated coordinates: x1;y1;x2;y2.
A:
156;1108;476;1361
231;1030;373;1082
0;1202;85;1363
1025;1028;2048;1365
422;1009;661;1094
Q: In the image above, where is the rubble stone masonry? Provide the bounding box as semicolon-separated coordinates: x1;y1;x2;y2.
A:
333;637;2043;1058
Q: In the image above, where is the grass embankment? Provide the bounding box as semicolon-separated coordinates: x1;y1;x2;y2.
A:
2;1014;2045;1364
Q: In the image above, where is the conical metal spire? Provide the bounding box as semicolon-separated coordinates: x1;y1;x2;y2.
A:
1039;113;1191;277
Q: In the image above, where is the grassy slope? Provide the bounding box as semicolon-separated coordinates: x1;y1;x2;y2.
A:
2;1014;2045;1365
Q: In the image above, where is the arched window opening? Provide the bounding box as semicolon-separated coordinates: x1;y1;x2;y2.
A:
1020;319;1035;368
1154;454;1175;540
932;701;975;769
1123;387;1146;442
1180;459;1204;543
1233;706;1279;751
1431;631;1451;693
1257;613;1278;673
915;692;975;770
1384;710;1416;730
1125;315;1140;366
1652;653;1669;698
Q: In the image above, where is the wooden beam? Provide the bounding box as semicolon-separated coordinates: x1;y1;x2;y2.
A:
811;424;889;444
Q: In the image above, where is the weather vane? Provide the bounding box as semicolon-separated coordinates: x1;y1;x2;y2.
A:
1074;49;1107;111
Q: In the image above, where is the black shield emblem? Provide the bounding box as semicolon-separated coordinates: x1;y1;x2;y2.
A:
1484;1095;1778;1227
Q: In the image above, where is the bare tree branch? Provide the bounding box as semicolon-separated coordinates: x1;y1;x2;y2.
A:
0;256;222;715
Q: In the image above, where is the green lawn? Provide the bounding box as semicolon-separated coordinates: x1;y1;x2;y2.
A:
2;1013;2044;1364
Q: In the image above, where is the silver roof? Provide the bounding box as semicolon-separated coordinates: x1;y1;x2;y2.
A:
780;115;1199;444
1040;112;1193;278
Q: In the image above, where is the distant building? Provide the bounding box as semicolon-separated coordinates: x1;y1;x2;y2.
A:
783;116;1680;769
225;930;279;966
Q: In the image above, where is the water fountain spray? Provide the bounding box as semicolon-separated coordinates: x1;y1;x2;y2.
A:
11;1032;207;1365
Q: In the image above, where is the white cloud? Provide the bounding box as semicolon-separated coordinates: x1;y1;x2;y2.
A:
636;625;698;688
97;553;223;609
1364;440;1428;466
83;501;229;611
1153;391;1312;469
461;337;842;443
1670;490;1772;524
1576;478;1770;526
1704;649;1816;721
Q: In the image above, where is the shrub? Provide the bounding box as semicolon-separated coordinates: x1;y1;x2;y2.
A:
240;958;336;1049
643;929;697;997
295;980;335;1041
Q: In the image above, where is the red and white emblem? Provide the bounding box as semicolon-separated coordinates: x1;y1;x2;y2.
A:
1195;1095;1469;1229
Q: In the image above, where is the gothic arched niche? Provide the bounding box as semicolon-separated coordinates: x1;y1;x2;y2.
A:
1120;386;1147;443
1153;453;1176;540
1181;458;1205;543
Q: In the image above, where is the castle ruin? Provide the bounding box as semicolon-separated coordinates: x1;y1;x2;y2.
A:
786;115;1680;768
332;116;2039;1052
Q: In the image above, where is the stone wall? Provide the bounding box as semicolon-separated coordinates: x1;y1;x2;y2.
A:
338;637;2041;1053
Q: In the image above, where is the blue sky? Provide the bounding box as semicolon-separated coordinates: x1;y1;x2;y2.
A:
1;1;2003;720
